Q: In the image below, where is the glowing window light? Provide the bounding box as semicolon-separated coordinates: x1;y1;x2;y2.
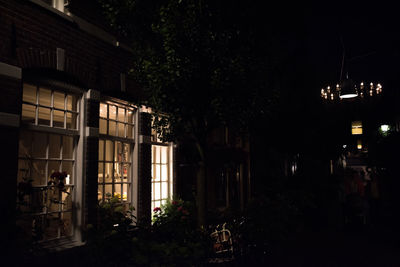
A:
352;121;363;135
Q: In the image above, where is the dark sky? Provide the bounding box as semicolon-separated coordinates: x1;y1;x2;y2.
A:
304;3;400;90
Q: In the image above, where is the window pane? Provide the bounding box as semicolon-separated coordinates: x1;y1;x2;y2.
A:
127;125;133;139
67;94;78;111
39;88;51;107
62;161;73;184
105;140;113;161
54;91;65;109
123;184;128;201
98;185;104;201
122;143;130;162
62;188;73;211
48;161;61;179
104;163;113;182
161;146;168;164
114;183;121;200
155;165;160;182
17;159;30;184
32;132;47;158
38;107;51;126
99;119;107;134
61;211;72;237
99;139;104;161
23;84;37;104
100;103;107;118
109;105;116;120
155;146;161;163
105;184;112;200
114;141;122;162
161;165;168;181
44;214;59;240
114;163;121;182
62;136;74;159
53;110;64;128
154;182;161;200
98;163;104;183
22;104;36;124
19;131;32;157
109;121;116;136
122;163;130;181
49;134;61;159
32;160;46;185
66;112;77;129
118;123;125;137
127;110;134;123
161;182;168;199
118;108;125;122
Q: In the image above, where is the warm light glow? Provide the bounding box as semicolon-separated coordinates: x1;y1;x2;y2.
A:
340;93;358;99
357;139;362;150
380;124;389;133
352;121;363;135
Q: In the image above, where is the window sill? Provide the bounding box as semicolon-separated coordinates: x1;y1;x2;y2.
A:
39;236;84;253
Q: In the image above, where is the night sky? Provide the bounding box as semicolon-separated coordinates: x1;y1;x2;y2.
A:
304;3;400;91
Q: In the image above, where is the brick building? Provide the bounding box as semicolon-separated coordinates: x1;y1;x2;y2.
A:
0;0;178;249
0;0;252;251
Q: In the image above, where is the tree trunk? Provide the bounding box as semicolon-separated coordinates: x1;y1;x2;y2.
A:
196;162;206;227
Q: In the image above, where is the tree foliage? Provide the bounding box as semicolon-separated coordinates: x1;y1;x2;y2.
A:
99;0;277;146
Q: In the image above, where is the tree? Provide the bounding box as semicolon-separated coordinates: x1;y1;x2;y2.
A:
99;0;280;225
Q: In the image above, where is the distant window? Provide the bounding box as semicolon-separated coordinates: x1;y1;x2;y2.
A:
351;121;363;135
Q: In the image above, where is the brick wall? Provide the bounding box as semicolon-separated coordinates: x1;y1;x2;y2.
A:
137;112;152;226
0;0;133;95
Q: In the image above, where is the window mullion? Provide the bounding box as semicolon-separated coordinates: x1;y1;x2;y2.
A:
35;86;39;125
50;90;54;127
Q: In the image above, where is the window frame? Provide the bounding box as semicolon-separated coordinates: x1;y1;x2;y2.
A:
17;82;82;242
98;100;137;206
150;124;174;211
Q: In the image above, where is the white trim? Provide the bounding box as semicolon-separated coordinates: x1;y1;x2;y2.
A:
0;112;20;127
85;126;99;137
139;135;152;144
0;62;22;79
86;89;100;101
131;110;140;221
74;90;86;242
29;0;73;22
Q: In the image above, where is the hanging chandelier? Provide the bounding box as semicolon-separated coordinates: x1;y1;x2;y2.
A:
320;79;383;101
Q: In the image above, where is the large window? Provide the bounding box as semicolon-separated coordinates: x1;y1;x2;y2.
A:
151;127;173;211
98;102;135;205
17;83;79;241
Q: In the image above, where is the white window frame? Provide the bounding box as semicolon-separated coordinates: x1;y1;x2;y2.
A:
18;82;84;243
150;124;174;212
98;100;137;211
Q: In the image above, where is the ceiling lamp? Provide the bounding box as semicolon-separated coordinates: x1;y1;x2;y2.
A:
320;80;382;101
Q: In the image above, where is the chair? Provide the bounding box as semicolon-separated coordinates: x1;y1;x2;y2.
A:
209;223;234;264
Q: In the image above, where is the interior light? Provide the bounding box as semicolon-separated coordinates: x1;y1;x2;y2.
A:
357;140;362;150
380;124;390;133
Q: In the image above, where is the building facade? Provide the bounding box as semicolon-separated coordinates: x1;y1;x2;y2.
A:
0;0;176;249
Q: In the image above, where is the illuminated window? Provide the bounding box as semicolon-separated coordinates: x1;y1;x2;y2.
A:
151;122;173;211
17;83;80;241
351;121;363;135
151;144;173;211
98;102;135;205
